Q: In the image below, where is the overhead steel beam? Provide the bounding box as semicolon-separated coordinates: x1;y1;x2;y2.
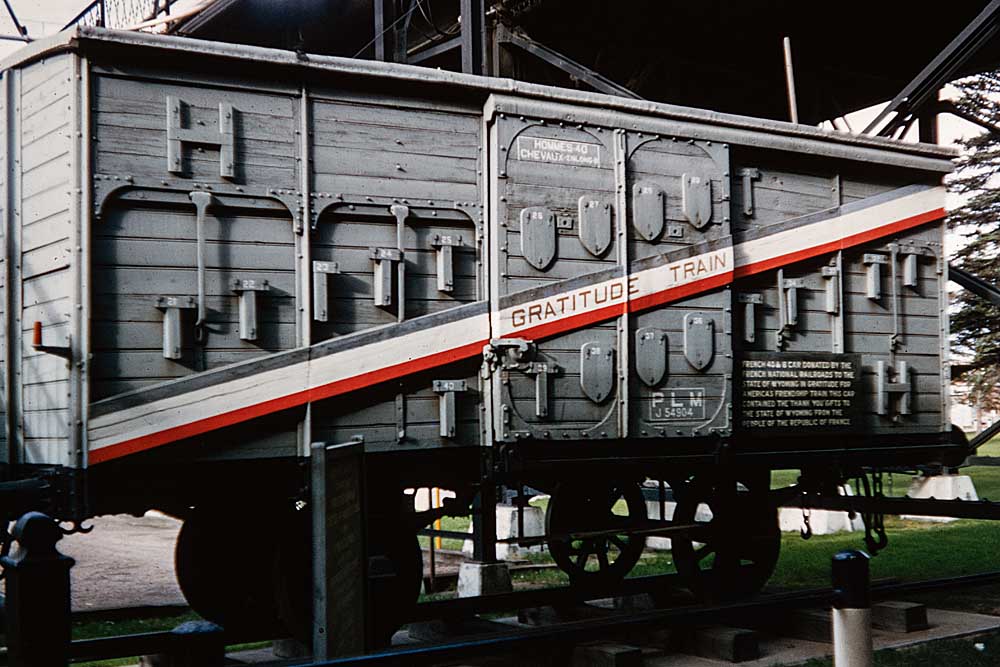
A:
373;0;399;63
500;29;642;100
407;35;462;65
460;0;486;75
933;99;1000;135
864;0;1000;137
1;0;28;39
950;263;1000;306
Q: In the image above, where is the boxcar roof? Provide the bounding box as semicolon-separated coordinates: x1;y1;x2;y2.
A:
2;26;957;171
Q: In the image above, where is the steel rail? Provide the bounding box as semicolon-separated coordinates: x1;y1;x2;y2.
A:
66;569;1000;664
309;569;1000;666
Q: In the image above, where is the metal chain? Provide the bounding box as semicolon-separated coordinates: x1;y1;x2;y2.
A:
800;490;812;540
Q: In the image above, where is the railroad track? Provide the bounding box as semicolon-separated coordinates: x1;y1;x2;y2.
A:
69;570;1000;666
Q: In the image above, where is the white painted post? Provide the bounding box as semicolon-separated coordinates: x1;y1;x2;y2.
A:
832;550;873;667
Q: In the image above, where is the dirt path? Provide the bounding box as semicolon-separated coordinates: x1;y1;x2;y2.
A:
59;513;186;613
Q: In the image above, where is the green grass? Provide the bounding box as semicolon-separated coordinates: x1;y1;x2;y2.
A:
770;517;1000;589
71;613;272;667
971;434;1000;456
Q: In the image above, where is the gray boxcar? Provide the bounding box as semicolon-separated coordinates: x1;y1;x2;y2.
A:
0;26;958;637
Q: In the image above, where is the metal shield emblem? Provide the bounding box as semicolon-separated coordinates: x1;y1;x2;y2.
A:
635;327;667;387
632;181;664;241
580;342;614;403
683;313;715;371
682;173;713;229
578;196;612;257
520;206;557;270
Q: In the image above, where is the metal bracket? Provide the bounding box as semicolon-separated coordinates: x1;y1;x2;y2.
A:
430;234;462;293
863;253;889;300
876;360;912;418
155;296;197;359
524;361;561;418
737;293;763;343
167;96;236;179
782;278;805;328
894;245;935;289
369;247;403;307
433;379;468;438
739;167;761;218
821;266;840;314
312;261;341;323
484;337;533;371
30;322;72;359
232;278;270;341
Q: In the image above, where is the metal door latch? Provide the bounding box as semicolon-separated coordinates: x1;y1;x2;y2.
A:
370;247;402;307
312;261;341;322
232;278;269;341
739;167;761;218
433;379;468;438
876;360;911;418
430;234;462;293
155;296;197;359
524;361;561;418
737;293;763;343
863;254;889;300
821;266;839;314
484;339;561;418
782;278;805;328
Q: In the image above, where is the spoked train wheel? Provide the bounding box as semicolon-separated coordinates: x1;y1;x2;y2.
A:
546;480;647;588
669;474;780;600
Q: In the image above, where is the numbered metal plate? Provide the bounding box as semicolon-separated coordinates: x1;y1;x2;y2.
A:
632;181;664;241
578;196;612;257
520;206;557;270
635;327;667;387
682;173;712;229
580;342;614;403
683;312;715;371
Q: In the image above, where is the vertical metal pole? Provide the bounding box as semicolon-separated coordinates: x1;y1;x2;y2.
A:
98;0;106;27
472;482;497;563
3;513;75;667
783;36;800;124
312;441;367;658
918;109;939;144
427;488;437;591
433;487;442;549
832;550;873;667
460;0;486;74
373;0;395;62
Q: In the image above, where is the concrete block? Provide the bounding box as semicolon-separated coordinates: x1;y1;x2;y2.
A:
271;639;309;659
872;601;929;633
457;561;512;598
463;503;546;559
779;485;862;535
784;609;832;643
680;627;759;662
518;604;611;626
572;642;642;667
903;474;978;522
408;487;457;511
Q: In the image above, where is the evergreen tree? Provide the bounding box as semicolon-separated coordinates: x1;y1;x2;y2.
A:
948;73;1000;413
